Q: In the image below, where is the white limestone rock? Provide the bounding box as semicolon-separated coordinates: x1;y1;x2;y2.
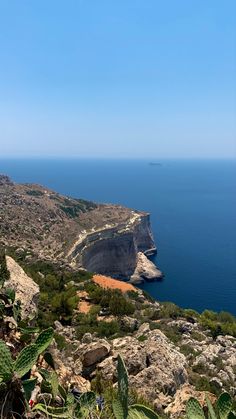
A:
130;252;163;283
5;256;39;319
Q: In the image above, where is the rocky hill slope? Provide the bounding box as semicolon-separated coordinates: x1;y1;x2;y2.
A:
1;254;236;418
0;174;162;282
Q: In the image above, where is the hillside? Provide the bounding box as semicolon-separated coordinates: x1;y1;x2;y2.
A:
0;174;162;282
0;252;235;418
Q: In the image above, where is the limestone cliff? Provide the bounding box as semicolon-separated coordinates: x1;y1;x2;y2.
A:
0;174;162;280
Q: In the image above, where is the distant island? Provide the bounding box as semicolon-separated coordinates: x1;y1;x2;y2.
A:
149;162;162;166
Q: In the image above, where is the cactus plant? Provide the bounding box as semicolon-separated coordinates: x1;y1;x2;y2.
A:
0;328;54;417
113;355;160;419
117;354;129;418
35;327;54;354
217;393;232;419
0;340;14;382
186;393;236;419
128;404;163;418
22;377;37;401
14;343;39;378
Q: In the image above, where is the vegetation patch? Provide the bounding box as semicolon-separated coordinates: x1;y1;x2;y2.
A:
26;189;44;197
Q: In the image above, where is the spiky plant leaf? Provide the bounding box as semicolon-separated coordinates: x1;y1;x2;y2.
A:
5;288;15;302
33;403;69;418
112;398;125;419
117;354;129;418
51;371;59;399
128;404;160;419
35;327;54;354
14;343;38;378
22;377;37;401
206;396;217;419
0;339;13;381
217;393;232;419
41;379;53;394
186;397;205;419
58;385;67;402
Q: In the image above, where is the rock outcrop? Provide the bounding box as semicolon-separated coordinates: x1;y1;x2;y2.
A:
5;256;39;319
165;384;217;418
0;175;161;281
96;326;188;409
130;252;163;283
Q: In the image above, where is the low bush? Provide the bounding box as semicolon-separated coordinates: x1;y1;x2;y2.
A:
158;302;183;319
97;320;120;337
200;310;236;338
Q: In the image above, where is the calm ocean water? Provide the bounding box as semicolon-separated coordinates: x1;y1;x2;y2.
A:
1;158;236;315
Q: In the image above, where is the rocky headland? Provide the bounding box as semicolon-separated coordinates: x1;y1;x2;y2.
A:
0;174;162;282
1;175;236;418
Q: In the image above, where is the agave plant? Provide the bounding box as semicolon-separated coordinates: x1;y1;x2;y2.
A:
0;327;54;416
186;392;236;419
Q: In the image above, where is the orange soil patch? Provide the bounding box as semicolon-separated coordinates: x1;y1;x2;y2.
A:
78;300;91;314
92;274;136;293
77;290;92;314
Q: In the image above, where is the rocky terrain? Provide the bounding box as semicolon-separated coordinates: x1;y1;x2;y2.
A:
0;174;162;282
53;312;236;418
1;254;235;418
1;176;236;418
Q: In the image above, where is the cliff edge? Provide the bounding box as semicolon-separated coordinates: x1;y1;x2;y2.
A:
0;175;162;281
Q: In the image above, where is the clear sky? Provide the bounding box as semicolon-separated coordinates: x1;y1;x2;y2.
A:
0;0;235;158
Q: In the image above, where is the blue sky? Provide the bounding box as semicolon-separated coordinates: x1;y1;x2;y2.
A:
0;0;235;158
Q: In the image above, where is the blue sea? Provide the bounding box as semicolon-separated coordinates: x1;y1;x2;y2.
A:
1;158;236;315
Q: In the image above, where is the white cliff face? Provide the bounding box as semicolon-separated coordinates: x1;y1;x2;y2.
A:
5;256;39;319
69;213;161;281
130;252;163;283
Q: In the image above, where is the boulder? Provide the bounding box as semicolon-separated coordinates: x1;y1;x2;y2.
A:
81;340;111;367
119;316;140;332
97;328;188;405
130;252;163;283
165;384;216;418
82;333;93;344
5;256;39;319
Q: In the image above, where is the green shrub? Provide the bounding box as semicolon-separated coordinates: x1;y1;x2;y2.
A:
192;363;206;375
158;302;183;319
97;320;119;337
180;344;196;357
200;310;236;338
54;333;67;350
137;335;148;342
150;321;182;344
26;189;44;197
0;250;10;286
142;290;155;303
109;291;135;316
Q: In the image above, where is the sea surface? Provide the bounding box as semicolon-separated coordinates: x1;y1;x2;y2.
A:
1;158;236;315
